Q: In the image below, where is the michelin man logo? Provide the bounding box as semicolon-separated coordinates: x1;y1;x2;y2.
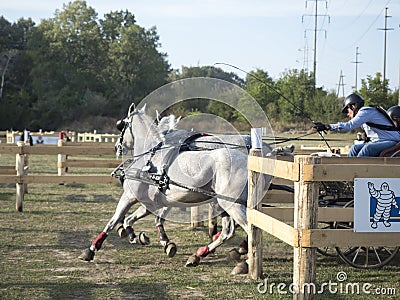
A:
368;182;399;229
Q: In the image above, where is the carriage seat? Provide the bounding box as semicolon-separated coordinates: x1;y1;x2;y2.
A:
379;142;400;157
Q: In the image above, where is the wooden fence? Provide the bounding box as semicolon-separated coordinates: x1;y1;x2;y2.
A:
0;141;210;228
246;153;400;299
0;141;121;211
5;130;120;144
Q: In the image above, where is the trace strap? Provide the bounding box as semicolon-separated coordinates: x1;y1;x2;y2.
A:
123;167;239;202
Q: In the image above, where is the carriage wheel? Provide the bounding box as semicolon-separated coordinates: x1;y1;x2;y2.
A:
334;200;400;268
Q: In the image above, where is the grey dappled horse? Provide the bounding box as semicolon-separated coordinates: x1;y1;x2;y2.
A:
80;104;272;272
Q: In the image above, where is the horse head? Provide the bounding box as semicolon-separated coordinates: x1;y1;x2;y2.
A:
115;103;175;158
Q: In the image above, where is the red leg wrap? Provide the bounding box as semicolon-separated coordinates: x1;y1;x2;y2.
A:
196;245;210;257
212;231;221;242
92;231;107;250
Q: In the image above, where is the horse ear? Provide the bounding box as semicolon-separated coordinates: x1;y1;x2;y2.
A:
139;103;147;113
128;103;136;115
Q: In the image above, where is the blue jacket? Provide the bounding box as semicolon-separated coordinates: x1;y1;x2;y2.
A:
329;107;400;142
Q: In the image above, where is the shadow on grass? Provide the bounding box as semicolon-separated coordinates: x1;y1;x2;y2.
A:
0;282;170;300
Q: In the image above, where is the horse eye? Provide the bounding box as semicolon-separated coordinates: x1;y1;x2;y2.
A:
116;119;125;131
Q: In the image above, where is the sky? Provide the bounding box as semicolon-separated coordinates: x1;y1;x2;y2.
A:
2;0;400;97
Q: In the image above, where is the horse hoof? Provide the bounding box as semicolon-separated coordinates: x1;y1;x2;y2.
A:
165;242;177;258
115;223;127;238
139;232;150;245
226;248;241;262
185;254;200;267
117;227;127;238
231;261;248;275
237;246;248;255
78;248;95;261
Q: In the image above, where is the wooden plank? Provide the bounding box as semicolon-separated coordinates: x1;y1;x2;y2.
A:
21;175;119;184
0;145;19;154
271;177;294;186
0;144;115;155
303;164;400;181
63;142;115;147
319;156;400;165
248;156;300;181
318;207;353;222
65;159;121;168
262;190;294;204
260;207;294;221
247;208;298;247
0;166;16;174
0;174;19;183
26;146;115;155
302;229;400;247
260;207;353;222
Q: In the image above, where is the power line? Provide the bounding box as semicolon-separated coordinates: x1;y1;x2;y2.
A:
351;46;362;91
302;0;330;90
337;70;345;98
378;7;394;88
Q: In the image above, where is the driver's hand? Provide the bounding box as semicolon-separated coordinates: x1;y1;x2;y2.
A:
312;122;330;133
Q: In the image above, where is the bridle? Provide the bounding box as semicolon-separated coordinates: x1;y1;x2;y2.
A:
115;113;135;159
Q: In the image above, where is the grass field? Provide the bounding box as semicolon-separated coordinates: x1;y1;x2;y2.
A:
1;146;399;299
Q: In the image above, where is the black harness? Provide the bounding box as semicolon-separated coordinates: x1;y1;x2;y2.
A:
365;106;400;133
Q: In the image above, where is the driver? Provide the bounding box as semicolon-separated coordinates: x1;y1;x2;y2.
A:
313;93;400;157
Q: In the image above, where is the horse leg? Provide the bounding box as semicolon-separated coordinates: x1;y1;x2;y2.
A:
208;202;220;240
186;213;236;267
79;192;137;261
217;200;250;274
155;207;177;257
123;204;152;245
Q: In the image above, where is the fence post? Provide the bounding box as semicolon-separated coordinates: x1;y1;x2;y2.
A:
15;141;25;212
190;206;203;228
293;155;320;300
247;128;263;279
57;138;67;176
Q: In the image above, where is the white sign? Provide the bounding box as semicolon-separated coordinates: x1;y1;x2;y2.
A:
354;178;400;232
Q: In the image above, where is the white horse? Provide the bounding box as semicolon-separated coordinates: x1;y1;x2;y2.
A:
80;104;271;272
110;113;233;257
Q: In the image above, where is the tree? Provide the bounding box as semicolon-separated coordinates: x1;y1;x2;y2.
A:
26;1;169;128
358;73;391;107
166;66;244;119
275;69;315;124
245;69;279;121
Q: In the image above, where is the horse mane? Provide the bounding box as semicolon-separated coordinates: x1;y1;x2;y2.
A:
157;114;181;134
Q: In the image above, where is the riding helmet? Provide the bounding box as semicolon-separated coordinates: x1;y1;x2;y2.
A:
387;105;400;122
341;93;365;113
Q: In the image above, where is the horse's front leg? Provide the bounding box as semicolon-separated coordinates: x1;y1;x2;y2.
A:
186;212;236;267
79;192;137;261
155;207;177;257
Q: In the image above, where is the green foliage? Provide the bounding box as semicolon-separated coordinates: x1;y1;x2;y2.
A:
0;1;169;131
358;72;393;107
245;69;279;121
